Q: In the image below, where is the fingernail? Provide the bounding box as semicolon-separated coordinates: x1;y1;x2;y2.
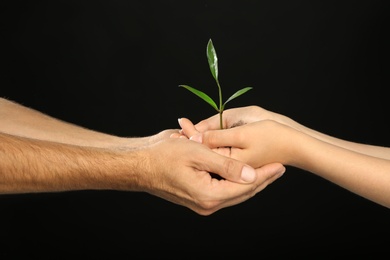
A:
178;118;182;126
241;165;256;183
189;134;202;143
277;167;286;178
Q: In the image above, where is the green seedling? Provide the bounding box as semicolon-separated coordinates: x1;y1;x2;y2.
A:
179;38;252;129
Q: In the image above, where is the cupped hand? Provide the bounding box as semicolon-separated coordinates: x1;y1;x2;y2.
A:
175;117;295;169
142;137;285;215
194;105;276;132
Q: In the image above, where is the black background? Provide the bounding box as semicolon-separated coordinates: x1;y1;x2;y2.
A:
1;0;389;258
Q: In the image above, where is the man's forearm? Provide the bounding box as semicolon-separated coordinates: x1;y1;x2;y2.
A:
0;97;148;148
0;132;142;194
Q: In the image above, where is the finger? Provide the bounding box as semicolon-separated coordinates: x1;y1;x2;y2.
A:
252;163;285;194
169;132;188;139
197;162;285;213
178;118;200;139
191;127;245;149
194;114;220;132
255;163;285;184
199;150;257;183
213;163;285;203
213;146;231;157
170;133;180;138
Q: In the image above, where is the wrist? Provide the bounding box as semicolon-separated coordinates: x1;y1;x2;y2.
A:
111;136;150;150
89;147;148;192
273;123;307;167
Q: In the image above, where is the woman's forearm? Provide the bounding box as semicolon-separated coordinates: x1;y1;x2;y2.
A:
276;112;390;160
290;130;390;208
0;132;142;194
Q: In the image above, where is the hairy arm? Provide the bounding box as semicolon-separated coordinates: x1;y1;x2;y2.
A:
0;131;284;215
1;98;286;215
0;132;141;193
0;97;149;148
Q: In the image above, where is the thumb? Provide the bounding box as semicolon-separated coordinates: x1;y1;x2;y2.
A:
204;152;257;183
254;162;286;185
178;118;200;138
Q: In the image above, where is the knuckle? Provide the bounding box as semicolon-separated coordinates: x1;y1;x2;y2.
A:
203;131;217;146
222;158;239;180
234;130;246;143
198;200;219;211
192;196;221;216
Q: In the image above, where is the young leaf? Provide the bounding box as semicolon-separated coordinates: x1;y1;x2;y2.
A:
206;39;218;82
179;38;254;130
223;87;253;106
179;85;219;111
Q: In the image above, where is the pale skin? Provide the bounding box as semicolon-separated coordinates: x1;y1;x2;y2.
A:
0;98;285;215
173;105;390;209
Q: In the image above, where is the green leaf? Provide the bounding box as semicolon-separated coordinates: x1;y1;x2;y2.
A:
179;85;219;111
206;39;218;82
223;87;253;106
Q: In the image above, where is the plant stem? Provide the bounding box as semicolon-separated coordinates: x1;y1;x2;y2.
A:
216;79;223;129
219;110;223;130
